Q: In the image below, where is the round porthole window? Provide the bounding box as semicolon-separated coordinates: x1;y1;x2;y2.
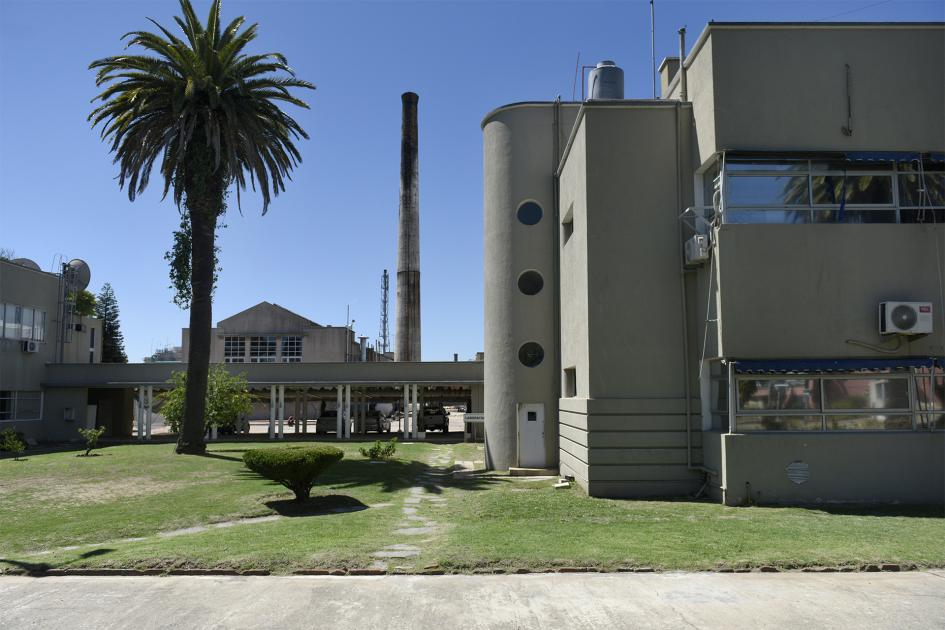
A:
518;342;544;368
516;201;543;226
517;270;544;296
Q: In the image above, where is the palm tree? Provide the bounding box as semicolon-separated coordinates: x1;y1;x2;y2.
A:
89;0;314;454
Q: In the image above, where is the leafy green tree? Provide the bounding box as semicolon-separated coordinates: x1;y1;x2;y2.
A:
0;428;26;461
94;283;128;363
88;0;314;454
159;366;252;434
77;426;107;457
73;290;97;317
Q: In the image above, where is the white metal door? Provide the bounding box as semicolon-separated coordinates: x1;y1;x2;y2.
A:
518;403;545;468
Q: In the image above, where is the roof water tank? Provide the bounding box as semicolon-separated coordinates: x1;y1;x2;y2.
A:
588;60;624;100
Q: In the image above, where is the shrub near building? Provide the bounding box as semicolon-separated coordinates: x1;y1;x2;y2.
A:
243;446;344;502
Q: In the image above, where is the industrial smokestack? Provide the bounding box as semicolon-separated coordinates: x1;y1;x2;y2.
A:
396;92;421;361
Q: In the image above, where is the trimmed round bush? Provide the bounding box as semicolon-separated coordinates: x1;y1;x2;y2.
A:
243;446;344;502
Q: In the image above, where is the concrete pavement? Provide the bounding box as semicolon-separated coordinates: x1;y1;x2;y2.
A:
1;572;944;629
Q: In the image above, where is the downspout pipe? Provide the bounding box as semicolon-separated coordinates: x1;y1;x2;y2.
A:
678;27;688;102
676;100;716;479
552;97;563;465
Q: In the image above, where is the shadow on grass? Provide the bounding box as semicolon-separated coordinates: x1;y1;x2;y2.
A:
199;452;244;463
235;456;504;498
0;548;115;574
793;504;945;518
265;494;368;517
0;558;52;573
324;459;503;495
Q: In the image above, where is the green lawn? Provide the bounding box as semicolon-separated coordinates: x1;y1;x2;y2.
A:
1;441;942;574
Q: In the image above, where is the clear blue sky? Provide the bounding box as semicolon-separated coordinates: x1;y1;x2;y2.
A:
1;0;942;362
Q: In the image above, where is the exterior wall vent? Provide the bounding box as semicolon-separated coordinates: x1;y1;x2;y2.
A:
786;461;810;485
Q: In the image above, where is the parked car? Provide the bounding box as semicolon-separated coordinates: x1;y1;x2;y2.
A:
364;411;392;434
420;406;449;432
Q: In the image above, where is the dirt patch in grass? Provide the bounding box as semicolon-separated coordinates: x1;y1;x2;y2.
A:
2;478;194;505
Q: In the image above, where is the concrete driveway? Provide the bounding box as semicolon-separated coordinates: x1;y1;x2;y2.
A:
1;572;943;629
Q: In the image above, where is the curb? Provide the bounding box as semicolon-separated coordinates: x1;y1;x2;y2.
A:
1;563;920;578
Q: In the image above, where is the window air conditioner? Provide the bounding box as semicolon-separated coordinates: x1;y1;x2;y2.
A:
879;301;933;335
22;340;39;353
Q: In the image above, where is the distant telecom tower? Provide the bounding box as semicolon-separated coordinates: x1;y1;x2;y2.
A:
379;269;390;354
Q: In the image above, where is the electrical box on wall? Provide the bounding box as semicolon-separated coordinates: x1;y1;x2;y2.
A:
879;301;933;335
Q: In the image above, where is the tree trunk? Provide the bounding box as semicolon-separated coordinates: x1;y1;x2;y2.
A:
177;143;222;455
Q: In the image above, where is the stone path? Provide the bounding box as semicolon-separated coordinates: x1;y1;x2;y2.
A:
30;515;286;556
369;446;454;571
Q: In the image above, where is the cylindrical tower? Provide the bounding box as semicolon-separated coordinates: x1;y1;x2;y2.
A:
396;92;421;362
482;103;579;470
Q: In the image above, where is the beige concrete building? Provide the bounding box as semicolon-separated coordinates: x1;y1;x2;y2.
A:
10;282;482;441
483;22;945;504
180;301;384;365
0;258;113;442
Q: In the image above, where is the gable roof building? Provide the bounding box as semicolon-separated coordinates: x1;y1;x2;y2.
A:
181;301;387;364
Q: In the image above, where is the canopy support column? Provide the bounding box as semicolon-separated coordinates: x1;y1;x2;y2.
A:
402;385;409;438
137;386;144;440
411;384;419;439
344;385;351;439
145;385;153;440
302;390;308;434
278;385;285;439
269;386;276;439
336;385;343;437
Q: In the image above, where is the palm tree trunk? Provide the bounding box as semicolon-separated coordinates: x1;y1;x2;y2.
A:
177;144;221;455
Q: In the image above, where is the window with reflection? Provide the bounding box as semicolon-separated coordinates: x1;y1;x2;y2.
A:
730;370;943;432
823;377;910;410
224;336;246;363
737;378;820;411
281;336;302;362
716;155;944;225
249;336;277;363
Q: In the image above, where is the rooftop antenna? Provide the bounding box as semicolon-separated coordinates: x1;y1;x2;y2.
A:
571;52;581;100
650;0;657;98
379;269;390;354
56;258;91;362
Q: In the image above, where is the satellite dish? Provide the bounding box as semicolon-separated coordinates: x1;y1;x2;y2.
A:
11;258;41;271
68;259;91;291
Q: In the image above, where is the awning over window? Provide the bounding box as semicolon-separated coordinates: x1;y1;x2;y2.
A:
843;151;945;163
733;358;943;375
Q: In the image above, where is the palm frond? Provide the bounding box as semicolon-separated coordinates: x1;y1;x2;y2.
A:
89;0;314;215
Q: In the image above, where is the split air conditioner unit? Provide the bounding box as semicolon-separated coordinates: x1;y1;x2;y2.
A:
684;234;710;267
22;340;39;353
74;323;86;332
879;301;933;335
